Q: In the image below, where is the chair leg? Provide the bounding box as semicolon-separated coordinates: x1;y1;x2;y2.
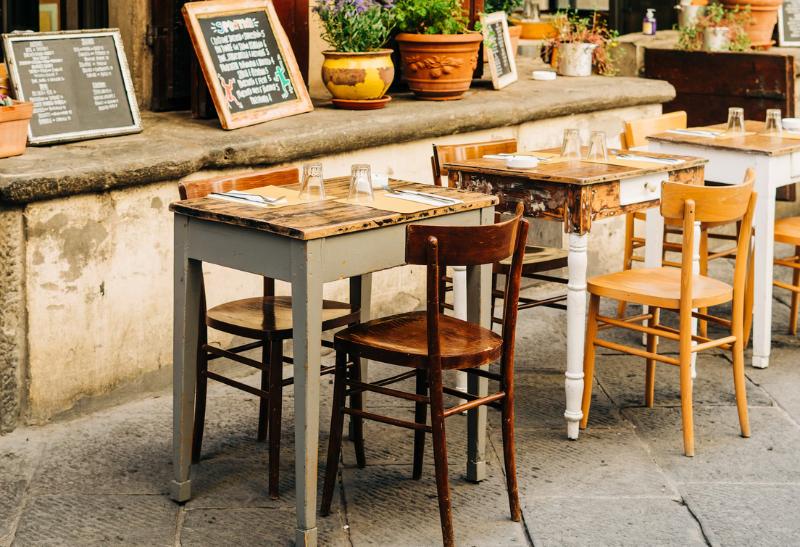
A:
267;339;283;500
412;369;428;480
191;326;209;464
580;294;600;429
500;361;521;522
731;336;751;439
349;355;366;469
320;350;348;517
429;361;455;547
698;230;709;338
257;339;270;443
618;213;635;317
645;307;660;408
791;246;800;335
679;324;695;457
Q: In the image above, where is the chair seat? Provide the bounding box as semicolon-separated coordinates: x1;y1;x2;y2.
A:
588;267;732;309
334;311;502;370
207;296;358;339
496;245;568;274
775;217;800;245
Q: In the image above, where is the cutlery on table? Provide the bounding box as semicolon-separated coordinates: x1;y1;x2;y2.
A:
386;188;460;204
210;191;287;205
665;129;724;138
614;153;684;165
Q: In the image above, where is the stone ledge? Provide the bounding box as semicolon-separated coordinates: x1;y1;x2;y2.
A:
0;73;674;205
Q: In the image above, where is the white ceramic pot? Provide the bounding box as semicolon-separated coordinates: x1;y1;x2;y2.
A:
557;42;597;77
704;26;730;51
676;4;704;29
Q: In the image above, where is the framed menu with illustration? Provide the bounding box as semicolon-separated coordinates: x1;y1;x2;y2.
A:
182;0;313;130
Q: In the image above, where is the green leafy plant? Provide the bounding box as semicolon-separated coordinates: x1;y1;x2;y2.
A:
314;0;395;52
485;0;523;16
393;0;472;34
676;2;751;52
543;11;621;76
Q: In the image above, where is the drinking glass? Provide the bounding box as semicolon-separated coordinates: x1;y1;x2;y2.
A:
299;162;326;200
764;109;782;138
726;107;745;135
561;128;582;161
348;164;374;203
586;131;608;161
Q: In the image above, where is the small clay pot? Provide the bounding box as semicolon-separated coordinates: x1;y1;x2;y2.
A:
723;0;783;48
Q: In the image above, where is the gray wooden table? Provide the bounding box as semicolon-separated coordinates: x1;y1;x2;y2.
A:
169;179;497;546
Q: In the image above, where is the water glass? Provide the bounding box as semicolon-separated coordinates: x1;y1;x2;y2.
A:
586;131;608;161
348;164;374;203
764;109;782;138
561;128;582;161
726;107;745;135
299;162;326;200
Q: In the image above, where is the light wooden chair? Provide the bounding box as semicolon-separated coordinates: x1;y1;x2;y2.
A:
432;139;568;323
321;205;528;547
581;170;756;457
178;166;360;499
773;217;800;334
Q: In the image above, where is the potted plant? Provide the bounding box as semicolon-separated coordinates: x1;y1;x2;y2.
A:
0;92;32;159
393;0;483;100
723;0;782;48
543;12;620;77
315;0;396;108
677;2;751;51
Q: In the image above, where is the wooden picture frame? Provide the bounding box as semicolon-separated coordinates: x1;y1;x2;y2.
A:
481;12;517;90
778;1;800;47
3;29;142;146
182;0;313;130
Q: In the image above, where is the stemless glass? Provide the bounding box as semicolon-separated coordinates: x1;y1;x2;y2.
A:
586;131;608;161
726;107;746;135
348;164;374;203
561;128;582;161
299;162;326;200
764;109;782;138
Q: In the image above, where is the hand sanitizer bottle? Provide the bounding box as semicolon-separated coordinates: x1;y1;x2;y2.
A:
643;9;657;35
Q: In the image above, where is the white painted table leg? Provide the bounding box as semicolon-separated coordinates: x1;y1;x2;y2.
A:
453;265;468;404
171;217;202;503
565;232;588;440
691;220;701;378
752;179;777;369
291;240;324;547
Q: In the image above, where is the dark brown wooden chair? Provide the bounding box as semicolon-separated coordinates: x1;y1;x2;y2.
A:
178;166;360;499
432;139;568;323
320;204;529;547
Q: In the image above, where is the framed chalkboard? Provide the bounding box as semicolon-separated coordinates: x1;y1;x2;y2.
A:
182;0;313;130
481;12;517;90
779;0;800;46
2;29;142;146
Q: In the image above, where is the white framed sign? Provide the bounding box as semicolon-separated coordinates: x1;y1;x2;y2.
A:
481;12;518;90
778;0;800;47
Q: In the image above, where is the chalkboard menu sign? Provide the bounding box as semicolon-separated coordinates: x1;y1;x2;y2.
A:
481;13;518;90
183;0;313;130
779;0;800;46
2;29;142;145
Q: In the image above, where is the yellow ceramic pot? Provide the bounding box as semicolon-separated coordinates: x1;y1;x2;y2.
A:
321;49;394;101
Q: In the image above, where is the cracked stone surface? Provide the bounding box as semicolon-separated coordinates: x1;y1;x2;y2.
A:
1;292;799;545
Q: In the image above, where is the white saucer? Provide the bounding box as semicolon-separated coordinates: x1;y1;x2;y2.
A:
505;156;539;169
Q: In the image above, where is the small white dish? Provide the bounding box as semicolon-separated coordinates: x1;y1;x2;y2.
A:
505;155;539;169
532;70;556;81
782;118;800;131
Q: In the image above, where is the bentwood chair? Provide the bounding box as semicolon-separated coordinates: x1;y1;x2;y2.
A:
178;167;360;498
432;139;568;323
321;205;529;547
581;171;756;457
772;217;800;334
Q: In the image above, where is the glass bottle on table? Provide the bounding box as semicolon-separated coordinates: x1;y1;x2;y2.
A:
726;107;746;135
764;109;782;139
586;131;608;162
299;162;326;201
561;128;582;162
348;164;374;203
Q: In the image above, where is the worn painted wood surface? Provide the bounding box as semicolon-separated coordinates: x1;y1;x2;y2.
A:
649;121;800;157
170;178;497;240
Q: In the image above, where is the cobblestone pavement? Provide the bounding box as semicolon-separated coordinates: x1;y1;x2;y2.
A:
2;283;800;546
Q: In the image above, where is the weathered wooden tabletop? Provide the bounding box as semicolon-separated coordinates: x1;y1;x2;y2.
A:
648;121;800;156
442;148;707;185
169;178;498;240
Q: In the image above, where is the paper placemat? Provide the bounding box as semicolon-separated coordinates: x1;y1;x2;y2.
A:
335;190;461;214
697;127;756;139
771;131;800;140
584;156;681;170
241;185;333;207
483;152;571;166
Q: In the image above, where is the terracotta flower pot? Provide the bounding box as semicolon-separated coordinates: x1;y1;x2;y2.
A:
395;32;482;100
321;49;394;101
723;0;783;48
0;100;32;159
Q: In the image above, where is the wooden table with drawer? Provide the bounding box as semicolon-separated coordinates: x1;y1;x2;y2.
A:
444;151;707;440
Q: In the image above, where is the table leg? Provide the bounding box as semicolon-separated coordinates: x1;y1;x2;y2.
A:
565;232;588;440
453;265;468;404
171;217;202;502
752;180;777;369
349;274;372;439
466;207;493;482
291;240;324;547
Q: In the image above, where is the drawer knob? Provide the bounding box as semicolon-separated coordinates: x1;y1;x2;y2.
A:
644;181;659;193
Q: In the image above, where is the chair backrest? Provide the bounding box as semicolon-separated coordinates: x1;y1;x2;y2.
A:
661;169;756;328
624;111;687;149
406;204;528;365
431;138;517;187
178;166;300;200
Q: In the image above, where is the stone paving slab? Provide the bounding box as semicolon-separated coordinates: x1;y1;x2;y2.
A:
0;438;39;544
747;346;800;425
